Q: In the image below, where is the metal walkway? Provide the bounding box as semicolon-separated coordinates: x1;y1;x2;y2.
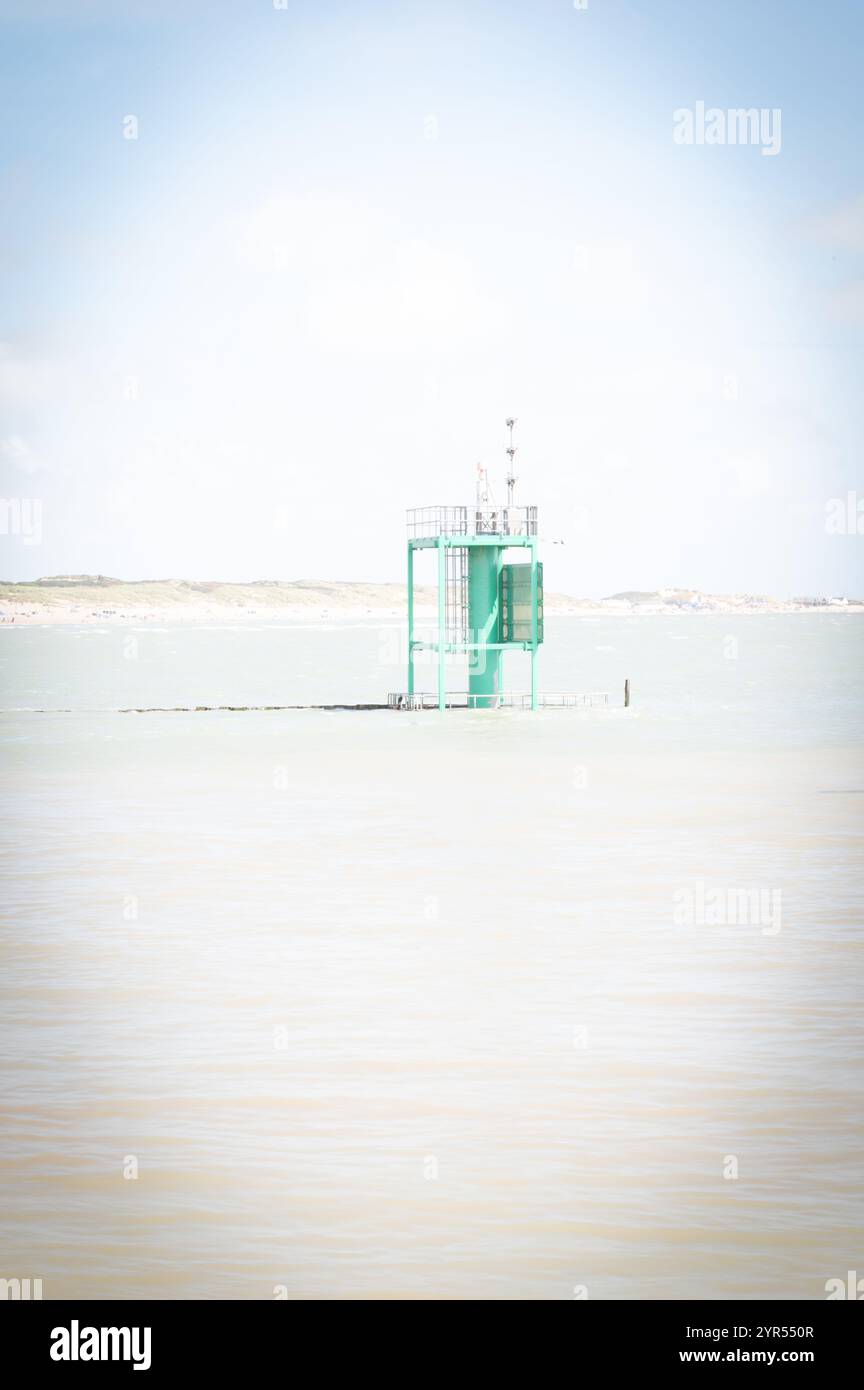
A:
387;690;611;710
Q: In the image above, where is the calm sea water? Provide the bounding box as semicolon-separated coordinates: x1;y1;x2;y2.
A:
1;615;862;1299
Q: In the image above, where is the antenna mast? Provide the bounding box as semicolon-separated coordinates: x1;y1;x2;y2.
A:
505;417;517;507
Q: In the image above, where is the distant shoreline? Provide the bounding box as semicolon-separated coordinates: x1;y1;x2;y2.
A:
1;578;861;625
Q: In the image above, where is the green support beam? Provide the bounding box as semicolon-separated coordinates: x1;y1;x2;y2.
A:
530;538;538;711
407;542;415;697
437;538;446;711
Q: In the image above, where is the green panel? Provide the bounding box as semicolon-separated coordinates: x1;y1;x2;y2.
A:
500;561;544;644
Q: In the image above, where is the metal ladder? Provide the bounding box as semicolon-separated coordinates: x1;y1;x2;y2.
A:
444;546;468;645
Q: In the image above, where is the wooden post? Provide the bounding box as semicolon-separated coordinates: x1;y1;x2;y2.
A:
624;678;630;708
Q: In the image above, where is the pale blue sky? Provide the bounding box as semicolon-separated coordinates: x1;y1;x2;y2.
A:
1;0;862;595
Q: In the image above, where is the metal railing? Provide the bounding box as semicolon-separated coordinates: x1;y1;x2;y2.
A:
388;690;609;710
407;506;538;540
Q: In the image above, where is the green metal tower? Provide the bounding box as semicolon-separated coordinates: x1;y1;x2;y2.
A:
400;491;543;711
386;434;620;712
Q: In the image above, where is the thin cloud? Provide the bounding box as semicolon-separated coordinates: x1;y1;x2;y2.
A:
801;194;864;253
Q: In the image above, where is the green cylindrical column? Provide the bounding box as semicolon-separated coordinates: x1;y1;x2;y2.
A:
468;546;502;708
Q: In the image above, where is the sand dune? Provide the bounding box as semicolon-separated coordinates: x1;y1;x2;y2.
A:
0;576;861;624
